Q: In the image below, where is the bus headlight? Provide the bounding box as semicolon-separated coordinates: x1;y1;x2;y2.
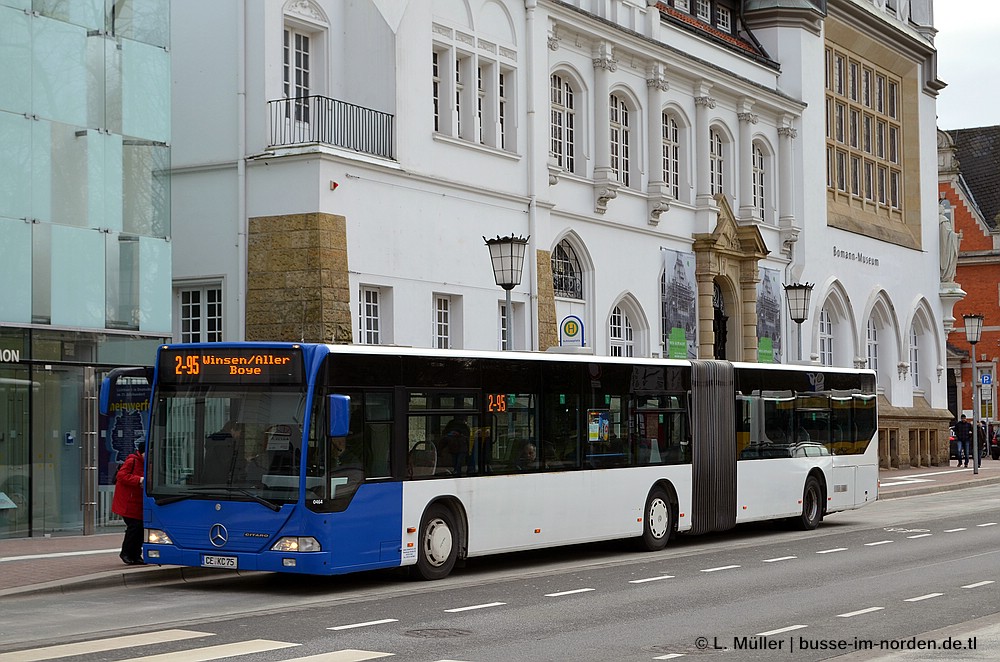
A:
270;536;321;552
145;529;173;545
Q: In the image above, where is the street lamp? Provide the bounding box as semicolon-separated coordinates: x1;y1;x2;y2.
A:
484;234;529;350
963;313;984;474
784;282;814;362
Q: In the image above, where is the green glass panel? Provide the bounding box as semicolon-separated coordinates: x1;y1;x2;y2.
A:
123;141;169;237
0;7;31;114
50;224;104;328
0;111;32;220
0;216;32;323
106;233;138;330
106;0;169;48
121;38;168;142
33;0;102;31
139;236;170;333
32;16;87;127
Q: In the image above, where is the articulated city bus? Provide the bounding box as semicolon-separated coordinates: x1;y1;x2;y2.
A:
101;343;878;579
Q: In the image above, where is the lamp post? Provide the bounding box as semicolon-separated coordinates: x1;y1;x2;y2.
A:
784;282;814;362
963;313;984;474
485;234;529;350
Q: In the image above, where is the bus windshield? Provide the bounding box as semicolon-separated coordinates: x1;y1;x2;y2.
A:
147;346;310;506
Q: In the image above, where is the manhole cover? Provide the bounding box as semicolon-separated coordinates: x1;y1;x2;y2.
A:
403;628;473;639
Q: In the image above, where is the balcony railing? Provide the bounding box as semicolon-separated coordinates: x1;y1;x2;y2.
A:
267;96;395;159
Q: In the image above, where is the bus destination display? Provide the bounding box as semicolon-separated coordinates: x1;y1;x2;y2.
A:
159;347;304;385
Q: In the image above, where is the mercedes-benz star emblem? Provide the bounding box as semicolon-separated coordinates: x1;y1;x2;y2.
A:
209;523;229;547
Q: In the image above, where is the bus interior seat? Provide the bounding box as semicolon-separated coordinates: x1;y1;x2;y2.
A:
409;441;437;477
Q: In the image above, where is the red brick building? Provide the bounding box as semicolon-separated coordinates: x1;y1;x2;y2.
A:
938;127;1000;439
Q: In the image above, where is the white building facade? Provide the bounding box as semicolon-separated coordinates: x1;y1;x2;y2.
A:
170;0;950;467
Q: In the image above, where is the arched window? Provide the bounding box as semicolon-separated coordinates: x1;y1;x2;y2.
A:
610;93;631;187
662;113;680;198
819;308;833;366
551;240;583;299
752;143;766;221
909;324;920;386
609;306;634;357
709;129;724;195
550;74;576;173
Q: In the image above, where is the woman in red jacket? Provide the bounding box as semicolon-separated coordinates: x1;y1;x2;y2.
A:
112;441;145;565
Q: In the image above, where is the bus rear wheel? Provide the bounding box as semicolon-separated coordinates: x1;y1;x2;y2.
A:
414;503;458;580
793;476;823;531
637;487;671;551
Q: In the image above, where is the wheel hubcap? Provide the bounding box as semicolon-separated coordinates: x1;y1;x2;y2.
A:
648;497;669;539
424;517;453;567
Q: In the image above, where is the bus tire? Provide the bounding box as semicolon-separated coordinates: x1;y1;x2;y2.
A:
414;503;458;580
794;476;823;531
637;486;671;551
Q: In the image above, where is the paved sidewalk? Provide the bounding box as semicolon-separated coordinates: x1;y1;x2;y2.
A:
2;462;999;599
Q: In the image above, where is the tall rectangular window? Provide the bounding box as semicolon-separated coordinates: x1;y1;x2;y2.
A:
752;145;766;221
819;309;833;366
909;326;920;387
180;286;223;343
662;113;680;198
360;287;381;345
476;66;485;144
283;29;310;122
499;303;509;350
435;296;451;349
550;74;576;173
609;94;630;187
866;319;879;371
709;130;724;195
432;51;441;132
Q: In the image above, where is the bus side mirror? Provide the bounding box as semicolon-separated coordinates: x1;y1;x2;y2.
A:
328;394;351;437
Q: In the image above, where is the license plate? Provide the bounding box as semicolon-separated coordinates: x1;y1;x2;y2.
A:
202;555;238;568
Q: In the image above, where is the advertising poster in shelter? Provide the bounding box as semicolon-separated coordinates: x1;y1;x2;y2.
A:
99;378;151;485
756;267;783;363
661;248;697;359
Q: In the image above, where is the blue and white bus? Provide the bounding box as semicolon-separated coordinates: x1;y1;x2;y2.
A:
101;343;878;580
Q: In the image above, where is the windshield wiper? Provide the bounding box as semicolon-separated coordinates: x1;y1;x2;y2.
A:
162;486;282;512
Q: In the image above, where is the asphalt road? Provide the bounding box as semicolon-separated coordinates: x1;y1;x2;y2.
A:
2;485;999;662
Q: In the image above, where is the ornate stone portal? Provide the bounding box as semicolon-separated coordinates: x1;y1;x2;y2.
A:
691;195;769;362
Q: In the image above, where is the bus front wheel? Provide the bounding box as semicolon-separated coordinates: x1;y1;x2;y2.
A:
414;504;458;580
637;486;671;551
793;476;823;531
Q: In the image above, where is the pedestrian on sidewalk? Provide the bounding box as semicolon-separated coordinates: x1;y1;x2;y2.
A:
954;414;973;468
112;441;146;565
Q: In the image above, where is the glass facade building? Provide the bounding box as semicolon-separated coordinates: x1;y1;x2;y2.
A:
0;0;171;539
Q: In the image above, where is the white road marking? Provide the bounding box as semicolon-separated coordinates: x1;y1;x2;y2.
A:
0;548;119;563
628;575;674;583
281;652;394;662
444;602;506;613
976;522;998;527
653;654;686;660
962;581;995;589
0;630;213;662
837;607;884;618
123;639;299;661
864;540;894;546
904;593;943;602
762;556;797;562
906;534;932;539
943;528;966;532
700;565;740;573
545;588;595;597
816;548;847;554
328;619;399;631
755;625;808;636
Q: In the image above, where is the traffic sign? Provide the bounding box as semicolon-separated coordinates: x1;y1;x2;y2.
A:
982;374;992;385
